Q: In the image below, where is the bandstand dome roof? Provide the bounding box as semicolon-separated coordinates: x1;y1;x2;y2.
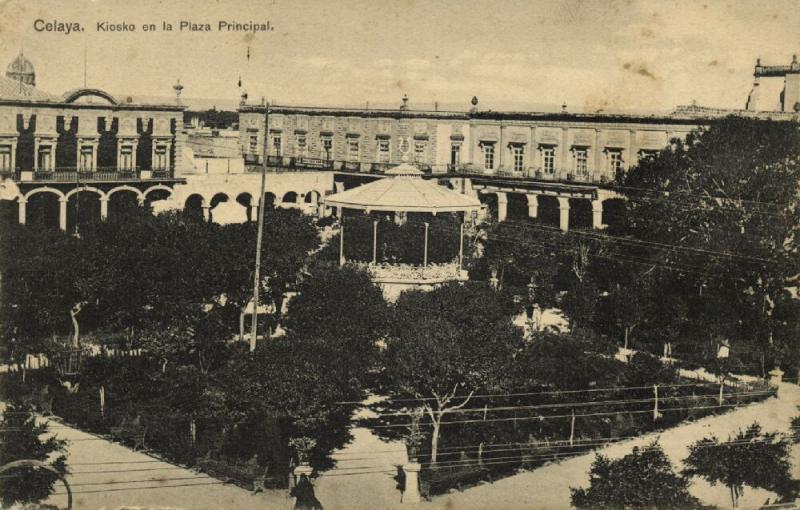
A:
325;163;481;213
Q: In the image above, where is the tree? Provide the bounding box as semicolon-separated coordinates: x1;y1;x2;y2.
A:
619;118;800;375
381;282;523;464
571;441;702;509
0;402;68;507
283;264;388;375
682;422;795;507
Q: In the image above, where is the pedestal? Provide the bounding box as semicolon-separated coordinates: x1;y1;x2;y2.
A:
402;462;422;503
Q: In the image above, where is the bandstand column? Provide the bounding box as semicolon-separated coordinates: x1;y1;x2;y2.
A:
592;199;604;229
372;219;378;265
526;193;539;219
339;217;345;267
458;221;464;270
423;221;429;267
100;197;109;220
496;192;508;222
557;196;570;232
58;197;67;231
18;198;26;225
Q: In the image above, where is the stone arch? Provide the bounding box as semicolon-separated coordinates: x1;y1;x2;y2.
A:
184;193;205;221
536;195;561;227
24;186;66;201
263;192;277;208
65;186;106;201
478;190;498;222
62;88;118;105
304;190;321;204
282;191;299;204
568;198;593;230
107;185;144;201
107;187;143;218
26;192;61;228
602;197;626;230
66;188;102;233
143;184;174;199
236;192;254;221
210;192;230;209
506;192;529;221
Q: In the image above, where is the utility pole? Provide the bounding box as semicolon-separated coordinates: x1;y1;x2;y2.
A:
250;102;269;351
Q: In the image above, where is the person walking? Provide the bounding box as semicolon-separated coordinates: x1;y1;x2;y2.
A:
291;473;323;510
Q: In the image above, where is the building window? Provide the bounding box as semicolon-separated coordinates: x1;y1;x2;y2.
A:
79;146;93;171
639;149;657;161
607;149;624;175
321;137;333;160
573;147;588;176
481;142;495;170
511;144;525;172
120;145;133;170
153;145;168;170
377;140;391;163
0;145;11;170
414;141;426;163
272;134;282;156
541;146;555;174
450;143;461;166
247;129;258;153
296;134;307;154
348;139;360;161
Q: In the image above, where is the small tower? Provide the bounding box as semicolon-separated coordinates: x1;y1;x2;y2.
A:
173;79;184;105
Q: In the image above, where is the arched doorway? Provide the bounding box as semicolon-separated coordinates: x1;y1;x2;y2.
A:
66;189;102;235
144;187;172;211
26;191;61;228
536;195;560;227
236;192;254;221
282;191;298;205
506;193;529;221
108;189;142;219
479;192;498;222
602;198;626;231
184;193;205;221
569;198;593;230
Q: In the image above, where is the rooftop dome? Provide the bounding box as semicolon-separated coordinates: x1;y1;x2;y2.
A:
6;51;35;87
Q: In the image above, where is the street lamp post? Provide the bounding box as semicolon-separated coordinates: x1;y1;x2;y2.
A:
250;102;269;352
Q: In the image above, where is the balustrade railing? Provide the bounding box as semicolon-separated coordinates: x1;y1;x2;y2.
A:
15;167;174;182
352;261;468;283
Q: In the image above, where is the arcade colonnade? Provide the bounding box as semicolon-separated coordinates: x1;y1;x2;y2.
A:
477;187;623;231
16;184;174;230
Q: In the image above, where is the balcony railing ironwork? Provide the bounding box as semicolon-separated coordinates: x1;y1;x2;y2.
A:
13;167;175;182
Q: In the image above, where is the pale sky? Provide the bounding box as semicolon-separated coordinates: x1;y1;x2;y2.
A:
1;0;798;112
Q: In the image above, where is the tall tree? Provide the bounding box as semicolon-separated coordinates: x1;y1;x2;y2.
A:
283;264;388;376
571;441;702;509
682;422;795;507
380;282;523;464
618;118;800;375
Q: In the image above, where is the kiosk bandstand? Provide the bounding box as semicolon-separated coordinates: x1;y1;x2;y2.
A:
324;164;482;300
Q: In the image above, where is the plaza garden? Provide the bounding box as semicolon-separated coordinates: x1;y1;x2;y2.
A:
2;117;800;507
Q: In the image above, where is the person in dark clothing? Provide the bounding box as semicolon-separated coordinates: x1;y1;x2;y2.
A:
291;473;323;510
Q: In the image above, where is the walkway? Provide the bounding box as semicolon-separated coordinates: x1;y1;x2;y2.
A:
419;382;800;510
33;417;292;510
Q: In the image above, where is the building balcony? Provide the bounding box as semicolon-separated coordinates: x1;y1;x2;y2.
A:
294;157;334;170
8;167;177;183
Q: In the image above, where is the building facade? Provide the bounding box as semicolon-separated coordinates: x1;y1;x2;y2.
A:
0;52;187;231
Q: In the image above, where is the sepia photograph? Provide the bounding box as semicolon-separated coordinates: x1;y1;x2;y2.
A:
0;0;798;508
